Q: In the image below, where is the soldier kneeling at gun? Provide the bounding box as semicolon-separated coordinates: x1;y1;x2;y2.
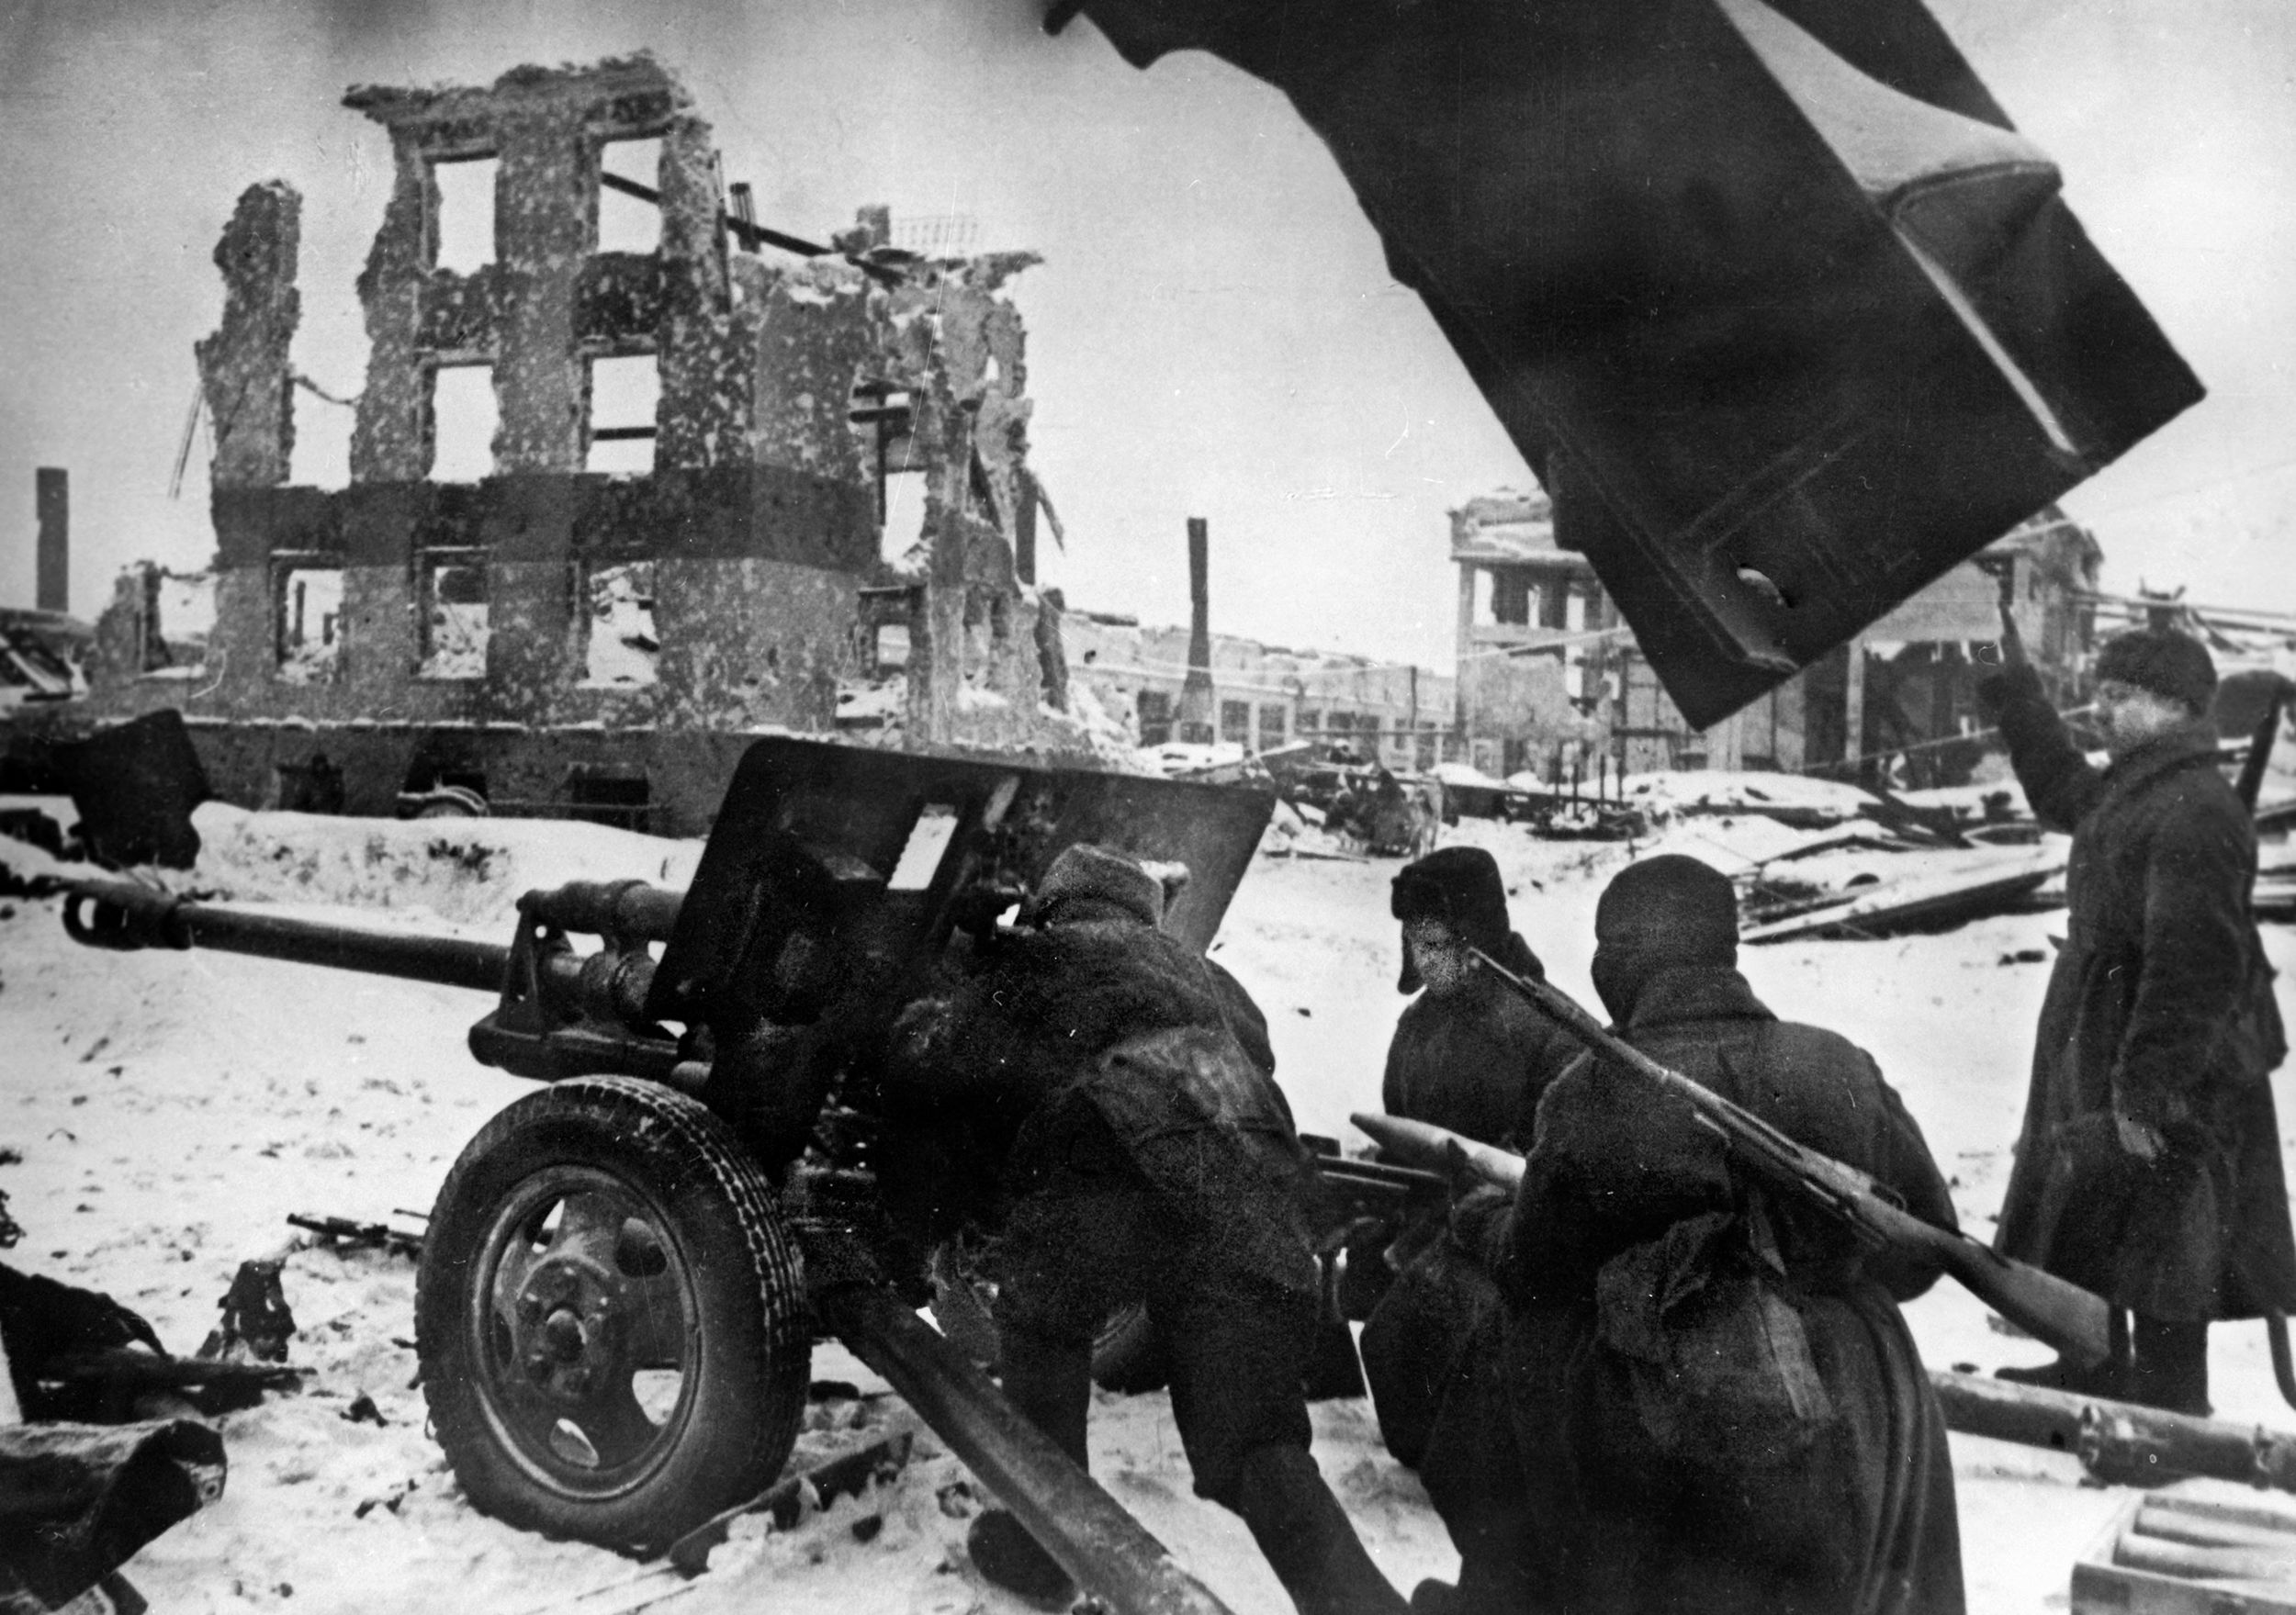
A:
877;844;1408;1615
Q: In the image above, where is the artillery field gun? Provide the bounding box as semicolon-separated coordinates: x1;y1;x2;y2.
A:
60;735;1278;1615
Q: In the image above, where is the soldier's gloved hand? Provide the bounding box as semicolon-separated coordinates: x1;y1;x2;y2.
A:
2113;1112;2166;1163
1975;661;2044;723
1447;1183;1513;1264
2112;1081;2190;1164
884;995;958;1079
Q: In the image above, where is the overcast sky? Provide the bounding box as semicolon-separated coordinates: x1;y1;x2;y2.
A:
3;0;2291;673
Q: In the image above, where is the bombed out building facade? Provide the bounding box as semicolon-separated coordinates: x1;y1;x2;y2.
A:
1452;489;2101;787
55;59;1080;836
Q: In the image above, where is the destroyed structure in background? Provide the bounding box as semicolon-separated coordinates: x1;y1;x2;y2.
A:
1450;488;2101;789
1062;611;1457;772
43;57;1080;836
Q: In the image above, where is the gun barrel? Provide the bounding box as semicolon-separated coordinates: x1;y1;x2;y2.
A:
1365;960;2116;1373
64;876;511;993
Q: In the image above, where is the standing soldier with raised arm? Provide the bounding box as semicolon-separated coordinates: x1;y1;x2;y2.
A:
1983;627;2296;1413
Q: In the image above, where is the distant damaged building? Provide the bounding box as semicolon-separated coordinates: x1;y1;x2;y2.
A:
61;57;1081;834
1453;488;2099;789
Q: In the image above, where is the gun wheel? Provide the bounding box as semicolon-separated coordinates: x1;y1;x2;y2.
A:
417;1077;809;1550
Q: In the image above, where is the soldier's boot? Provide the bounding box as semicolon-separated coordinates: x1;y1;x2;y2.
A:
1232;1444;1412;1615
966;1326;1091;1608
2129;1317;2212;1418
966;1510;1077;1609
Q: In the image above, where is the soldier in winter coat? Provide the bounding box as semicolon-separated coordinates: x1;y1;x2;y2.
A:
1419;855;1965;1615
877;844;1406;1615
1358;847;1581;1465
1985;629;2296;1414
1381;847;1580;1150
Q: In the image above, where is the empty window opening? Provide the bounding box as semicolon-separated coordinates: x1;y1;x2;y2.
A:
431;364;498;483
432;155;499;275
134;570;217;677
564;766;651;835
597;138;664;256
419;551;490;679
1538;578;1570;630
888;804;959;892
872;622;910;674
584;560;658;686
1257;704;1289;749
588;355;659;476
1490;571;1532;626
274;755;345;815
156;572;215;668
288;372;355;489
1221;701;1251;746
1136;690;1174;748
850;379;922;545
276;563;344;683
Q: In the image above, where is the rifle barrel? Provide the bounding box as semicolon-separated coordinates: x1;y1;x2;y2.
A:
1390;953;2114;1370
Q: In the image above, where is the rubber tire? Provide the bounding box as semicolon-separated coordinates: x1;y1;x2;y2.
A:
416;1076;809;1550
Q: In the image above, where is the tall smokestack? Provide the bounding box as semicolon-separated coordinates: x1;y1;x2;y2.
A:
1177;516;1214;743
35;467;67;613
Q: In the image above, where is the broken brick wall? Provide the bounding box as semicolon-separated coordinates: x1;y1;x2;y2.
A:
84;55;1088;822
197;182;301;491
871;250;1070;750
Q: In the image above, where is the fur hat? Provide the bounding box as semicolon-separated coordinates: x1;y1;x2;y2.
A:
2095;629;2217;715
1028;844;1164;928
1392;847;1545;992
1392;847;1512;954
1594;854;1739;966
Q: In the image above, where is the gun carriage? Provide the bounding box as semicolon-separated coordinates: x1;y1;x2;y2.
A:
62;735;1280;1614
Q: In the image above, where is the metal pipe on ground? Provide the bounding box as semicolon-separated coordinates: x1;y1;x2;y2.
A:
1930;1371;2296;1492
816;1278;1235;1615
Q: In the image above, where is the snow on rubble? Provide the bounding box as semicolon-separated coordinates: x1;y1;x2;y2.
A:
182;802;706;930
2;806;2296;1613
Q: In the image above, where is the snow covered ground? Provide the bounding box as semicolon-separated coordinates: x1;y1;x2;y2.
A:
5;805;2296;1614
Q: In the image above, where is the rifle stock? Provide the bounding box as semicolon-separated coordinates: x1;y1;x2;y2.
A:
1359;950;2115;1370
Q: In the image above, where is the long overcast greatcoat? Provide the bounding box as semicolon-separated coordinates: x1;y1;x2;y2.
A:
1989;679;2296;1321
1432;967;1965;1615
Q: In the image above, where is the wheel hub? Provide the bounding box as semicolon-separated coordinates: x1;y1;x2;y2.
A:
511;1258;622;1402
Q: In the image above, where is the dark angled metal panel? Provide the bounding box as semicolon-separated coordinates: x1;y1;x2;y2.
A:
649;736;1273;1025
1070;0;2204;729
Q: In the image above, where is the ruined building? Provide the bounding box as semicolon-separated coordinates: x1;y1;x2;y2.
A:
66;58;1078;834
1452;489;2099;788
1062;610;1456;771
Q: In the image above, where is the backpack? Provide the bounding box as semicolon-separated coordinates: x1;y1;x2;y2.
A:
1593;1192;1836;1470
